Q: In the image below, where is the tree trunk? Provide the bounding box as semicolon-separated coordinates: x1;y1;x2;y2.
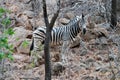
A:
42;0;60;80
42;0;51;80
111;0;117;29
44;28;51;80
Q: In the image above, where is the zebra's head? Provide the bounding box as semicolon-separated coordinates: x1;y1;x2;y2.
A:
80;14;87;35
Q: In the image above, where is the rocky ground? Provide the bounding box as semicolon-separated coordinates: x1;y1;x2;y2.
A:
0;0;120;80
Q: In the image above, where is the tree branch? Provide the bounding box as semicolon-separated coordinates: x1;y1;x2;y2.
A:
49;0;60;30
110;0;117;29
42;0;49;27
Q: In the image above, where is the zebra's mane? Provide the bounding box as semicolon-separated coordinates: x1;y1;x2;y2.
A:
67;16;81;27
38;15;82;29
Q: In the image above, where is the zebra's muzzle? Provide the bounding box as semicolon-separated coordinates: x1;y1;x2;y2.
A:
82;28;86;35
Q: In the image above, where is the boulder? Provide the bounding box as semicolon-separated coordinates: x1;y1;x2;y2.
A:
8;2;25;13
59;18;70;25
92;16;105;24
13;54;29;62
17;39;32;54
36;19;45;27
81;25;108;42
93;27;109;38
85;14;106;26
80;29;97;42
9;5;20;13
52;62;66;75
64;12;75;19
70;36;81;48
15;13;32;30
96;23;110;30
8;27;32;53
23;10;35;18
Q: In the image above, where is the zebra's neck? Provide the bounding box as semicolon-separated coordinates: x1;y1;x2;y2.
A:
67;16;81;26
61;16;81;41
67;16;81;32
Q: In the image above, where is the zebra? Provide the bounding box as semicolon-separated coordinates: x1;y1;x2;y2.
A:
30;14;87;64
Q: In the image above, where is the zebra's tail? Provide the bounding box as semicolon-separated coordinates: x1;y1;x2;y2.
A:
29;39;34;55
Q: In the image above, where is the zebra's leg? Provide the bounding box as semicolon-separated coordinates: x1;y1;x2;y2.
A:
60;41;69;63
80;39;87;50
79;38;88;56
30;39;44;66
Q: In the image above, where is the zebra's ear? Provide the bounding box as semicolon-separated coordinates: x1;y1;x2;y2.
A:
81;13;85;23
81;14;85;25
82;13;84;19
81;13;87;35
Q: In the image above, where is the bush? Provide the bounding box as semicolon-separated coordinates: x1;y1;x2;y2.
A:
0;7;14;61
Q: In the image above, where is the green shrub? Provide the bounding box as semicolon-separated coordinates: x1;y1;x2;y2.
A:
0;7;14;61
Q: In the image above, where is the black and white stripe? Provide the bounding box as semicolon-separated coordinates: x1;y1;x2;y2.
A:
30;14;86;51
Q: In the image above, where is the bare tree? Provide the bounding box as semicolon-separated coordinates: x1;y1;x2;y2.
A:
111;0;117;29
42;0;60;80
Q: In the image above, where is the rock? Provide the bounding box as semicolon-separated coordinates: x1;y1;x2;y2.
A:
81;76;94;80
86;22;96;29
29;19;39;29
64;12;75;19
10;26;32;38
80;29;97;42
8;27;32;53
59;18;70;25
97;23;110;30
8;2;25;13
79;63;88;68
9;5;20;13
70;36;81;48
36;20;45;27
51;52;60;62
86;17;108;29
14;27;32;38
52;62;66;75
13;54;29;62
23;10;35;18
17;39;32;54
93;27;109;38
30;50;45;66
85;14;106;27
85;58;95;65
100;68;109;73
81;26;108;42
30;50;60;66
15;14;32;30
93;16;105;24
79;48;88;56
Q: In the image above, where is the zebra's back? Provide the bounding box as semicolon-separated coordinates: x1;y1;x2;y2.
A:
31;15;86;51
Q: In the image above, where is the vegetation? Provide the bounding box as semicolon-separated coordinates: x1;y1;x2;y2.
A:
0;7;14;61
